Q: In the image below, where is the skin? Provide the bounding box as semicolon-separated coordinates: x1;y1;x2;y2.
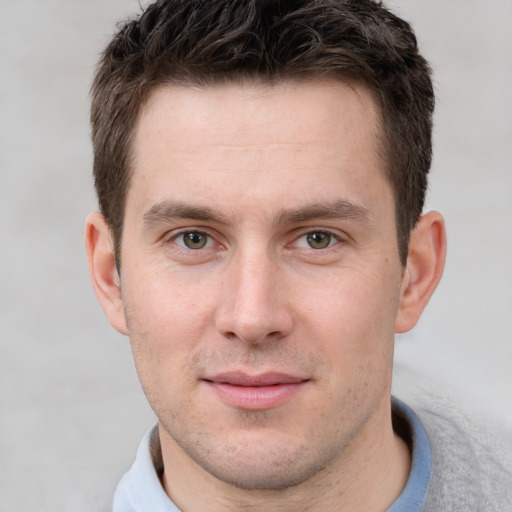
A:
86;79;446;511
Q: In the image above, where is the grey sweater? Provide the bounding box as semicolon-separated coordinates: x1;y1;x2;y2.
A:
418;405;512;511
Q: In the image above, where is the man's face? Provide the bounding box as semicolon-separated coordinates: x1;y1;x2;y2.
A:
120;80;405;489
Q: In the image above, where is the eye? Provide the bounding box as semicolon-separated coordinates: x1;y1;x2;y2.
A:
295;231;338;249
175;231;213;250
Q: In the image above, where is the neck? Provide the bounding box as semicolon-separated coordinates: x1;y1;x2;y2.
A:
160;398;411;512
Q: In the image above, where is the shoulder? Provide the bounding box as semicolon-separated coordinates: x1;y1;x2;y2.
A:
414;399;512;511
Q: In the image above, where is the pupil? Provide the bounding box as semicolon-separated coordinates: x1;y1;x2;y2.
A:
307;232;330;249
184;232;206;249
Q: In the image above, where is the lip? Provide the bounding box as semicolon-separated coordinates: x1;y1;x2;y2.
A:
202;372;309;411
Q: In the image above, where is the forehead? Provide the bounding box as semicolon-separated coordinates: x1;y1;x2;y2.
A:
135;78;381;156
127;79;390;221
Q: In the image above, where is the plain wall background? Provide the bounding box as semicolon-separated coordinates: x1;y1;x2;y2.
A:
1;1;510;510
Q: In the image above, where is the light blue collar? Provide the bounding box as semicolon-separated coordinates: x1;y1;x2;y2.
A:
113;427;179;512
388;397;432;512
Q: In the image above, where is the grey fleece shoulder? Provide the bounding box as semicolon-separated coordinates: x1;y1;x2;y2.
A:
417;405;512;511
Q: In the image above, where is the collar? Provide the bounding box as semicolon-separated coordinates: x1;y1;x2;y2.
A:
388;397;432;512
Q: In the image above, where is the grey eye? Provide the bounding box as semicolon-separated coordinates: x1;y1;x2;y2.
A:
181;231;210;249
306;232;332;249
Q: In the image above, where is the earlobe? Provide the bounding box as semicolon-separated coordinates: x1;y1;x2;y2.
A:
85;212;128;335
395;211;447;333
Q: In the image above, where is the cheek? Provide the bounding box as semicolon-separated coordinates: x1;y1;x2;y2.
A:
125;285;208;417
125;261;216;330
297;265;400;373
122;267;218;381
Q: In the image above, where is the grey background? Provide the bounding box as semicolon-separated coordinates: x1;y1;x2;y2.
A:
1;1;510;510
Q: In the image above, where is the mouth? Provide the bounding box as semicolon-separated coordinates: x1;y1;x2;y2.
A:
202;372;310;410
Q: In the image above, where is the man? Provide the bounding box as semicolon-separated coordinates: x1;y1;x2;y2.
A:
85;1;511;510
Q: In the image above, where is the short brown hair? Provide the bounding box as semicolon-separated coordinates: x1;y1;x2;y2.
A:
91;0;434;266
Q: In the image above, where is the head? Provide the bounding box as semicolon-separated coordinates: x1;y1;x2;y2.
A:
86;0;446;504
91;0;434;268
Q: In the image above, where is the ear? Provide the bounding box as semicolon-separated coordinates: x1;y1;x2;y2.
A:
395;211;447;333
85;212;128;335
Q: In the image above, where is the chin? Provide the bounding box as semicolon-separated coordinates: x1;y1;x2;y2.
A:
176;429;339;491
204;457;327;491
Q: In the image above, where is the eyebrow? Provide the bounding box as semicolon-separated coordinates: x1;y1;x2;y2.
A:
274;200;371;225
142;199;371;229
143;201;232;228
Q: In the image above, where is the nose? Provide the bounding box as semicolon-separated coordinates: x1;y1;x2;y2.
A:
214;250;293;345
